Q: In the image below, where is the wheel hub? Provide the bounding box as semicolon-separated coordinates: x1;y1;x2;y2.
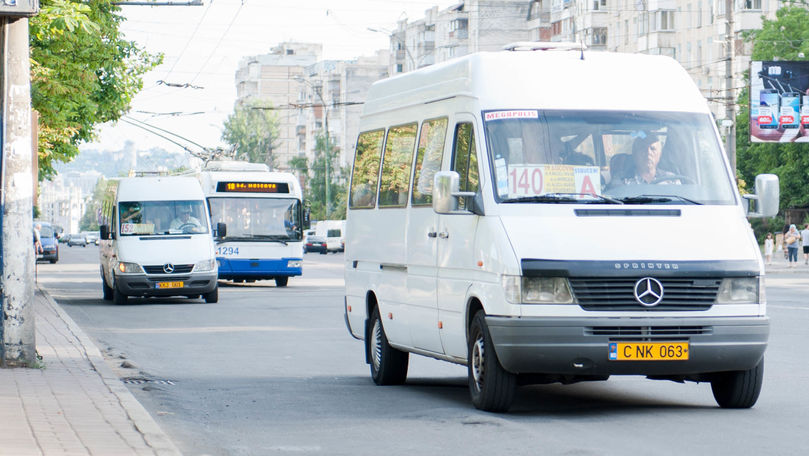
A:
471;336;485;390
371;319;383;372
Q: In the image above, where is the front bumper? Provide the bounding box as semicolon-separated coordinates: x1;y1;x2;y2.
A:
486;316;769;376
217;257;302;280
115;271;218;297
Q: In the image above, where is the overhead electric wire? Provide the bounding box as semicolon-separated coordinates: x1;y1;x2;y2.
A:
122;115;209;151
189;1;245;85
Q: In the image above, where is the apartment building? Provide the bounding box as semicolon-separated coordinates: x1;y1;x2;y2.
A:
295;52;388;174
387;1;533;76
234;43;322;170
391;0;782;120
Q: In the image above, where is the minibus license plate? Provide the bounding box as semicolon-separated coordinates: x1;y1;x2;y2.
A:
608;342;689;361
156;281;184;289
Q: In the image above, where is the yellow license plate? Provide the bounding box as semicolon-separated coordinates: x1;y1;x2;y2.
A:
156;281;184;289
609;342;689;361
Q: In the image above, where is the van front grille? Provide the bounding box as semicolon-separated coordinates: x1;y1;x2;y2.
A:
585;326;712;337
143;264;194;274
570;277;720;311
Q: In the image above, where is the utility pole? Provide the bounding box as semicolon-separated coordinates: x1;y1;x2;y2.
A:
296;77;331;217
1;16;36;367
725;0;736;174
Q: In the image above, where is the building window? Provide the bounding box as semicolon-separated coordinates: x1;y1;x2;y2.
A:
396;63;403;73
744;0;762;9
657;10;675;31
593;0;607;10
697;1;702;27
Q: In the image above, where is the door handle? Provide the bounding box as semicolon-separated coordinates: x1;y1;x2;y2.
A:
438;231;449;239
427;231;437;238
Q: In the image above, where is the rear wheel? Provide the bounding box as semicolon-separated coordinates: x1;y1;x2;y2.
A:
468;310;516;413
203;287;219;303
275;277;288;287
368;307;409;385
711;360;764;408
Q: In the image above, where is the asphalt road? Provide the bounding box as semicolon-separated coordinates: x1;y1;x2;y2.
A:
38;244;809;456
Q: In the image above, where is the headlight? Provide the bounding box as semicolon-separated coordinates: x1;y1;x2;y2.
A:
287;260;302;268
117;262;143;274
716;277;759;304
502;275;575;304
194;258;217;272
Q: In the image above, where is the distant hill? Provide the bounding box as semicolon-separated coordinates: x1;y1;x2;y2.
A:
58;143;194;177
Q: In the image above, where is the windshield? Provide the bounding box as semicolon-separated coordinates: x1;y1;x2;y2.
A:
38;225;55;238
208;197;301;241
119;200;209;235
483;110;736;205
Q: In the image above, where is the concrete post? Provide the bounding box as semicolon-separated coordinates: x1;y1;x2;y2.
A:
1;17;36;367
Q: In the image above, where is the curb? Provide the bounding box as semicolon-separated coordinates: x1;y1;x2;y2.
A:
38;287;183;456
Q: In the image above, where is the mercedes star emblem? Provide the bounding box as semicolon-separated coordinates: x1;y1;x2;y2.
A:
163;263;175;274
634;277;664;307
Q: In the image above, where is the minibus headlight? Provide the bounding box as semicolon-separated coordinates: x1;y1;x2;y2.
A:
522;277;575;304
502;275;575;304
194;258;216;272
716;277;759;304
117;261;143;274
287;260;302;268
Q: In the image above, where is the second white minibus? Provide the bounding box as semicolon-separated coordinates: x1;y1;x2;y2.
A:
343;45;779;412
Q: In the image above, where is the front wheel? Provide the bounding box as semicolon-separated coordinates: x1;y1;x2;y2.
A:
275;277;288;287
113;284;128;305
203;287;219;303
367;307;408;385
101;270;113;301
468;310;516;413
711;360;764;408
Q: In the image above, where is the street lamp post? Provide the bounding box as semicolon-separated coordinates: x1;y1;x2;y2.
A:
296;77;331;216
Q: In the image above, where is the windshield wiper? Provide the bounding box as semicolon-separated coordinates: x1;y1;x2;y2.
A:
620;194;702;205
250;234;294;245
502;193;623;204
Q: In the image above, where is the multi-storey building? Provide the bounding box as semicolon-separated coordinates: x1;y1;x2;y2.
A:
387;1;533;76
295;52;388;175
392;0;781;122
235;43;322;170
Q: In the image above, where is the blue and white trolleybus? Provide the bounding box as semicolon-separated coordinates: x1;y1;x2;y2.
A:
198;161;303;287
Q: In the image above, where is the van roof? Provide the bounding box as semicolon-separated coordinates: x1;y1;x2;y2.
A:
362;50;709;117
117;176;204;201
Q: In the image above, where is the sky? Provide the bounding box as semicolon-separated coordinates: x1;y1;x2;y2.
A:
83;0;460;155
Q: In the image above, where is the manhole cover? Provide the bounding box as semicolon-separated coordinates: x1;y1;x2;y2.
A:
122;377;175;386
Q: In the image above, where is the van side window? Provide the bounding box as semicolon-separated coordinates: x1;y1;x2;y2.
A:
452;122;479;210
379;123;417;208
349;130;385;209
411;117;448;206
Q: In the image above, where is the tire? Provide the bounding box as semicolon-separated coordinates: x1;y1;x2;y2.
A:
101;270;113;301
468;310;516;413
711;360;764;409
49;259;57;264
367;307;409;385
203;287;218;303
113;284;128;305
275;277;289;287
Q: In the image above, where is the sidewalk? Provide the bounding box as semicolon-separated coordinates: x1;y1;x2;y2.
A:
764;247;809;275
0;289;181;456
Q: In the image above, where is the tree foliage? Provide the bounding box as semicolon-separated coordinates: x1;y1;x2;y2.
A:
221;100;281;168
303;132;345;221
736;6;809;210
30;0;162;180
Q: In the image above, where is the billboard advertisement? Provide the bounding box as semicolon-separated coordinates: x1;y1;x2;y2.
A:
750;61;809;143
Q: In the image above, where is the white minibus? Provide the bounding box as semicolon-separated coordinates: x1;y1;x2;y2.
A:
343;44;779;412
99;176;220;304
197;161;304;287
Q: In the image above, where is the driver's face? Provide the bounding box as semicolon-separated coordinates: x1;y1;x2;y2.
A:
634;140;662;172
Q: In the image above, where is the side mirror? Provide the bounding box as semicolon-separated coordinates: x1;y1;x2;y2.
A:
216;222;227;238
100;225;110;240
743;174;779;218
432;171;481;215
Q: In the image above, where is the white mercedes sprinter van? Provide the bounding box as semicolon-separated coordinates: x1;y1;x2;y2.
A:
343;44;779;412
98;176;221;305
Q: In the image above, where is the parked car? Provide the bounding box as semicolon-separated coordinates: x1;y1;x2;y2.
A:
67;233;87;247
58;233;70;243
35;221;59;263
304;235;327;254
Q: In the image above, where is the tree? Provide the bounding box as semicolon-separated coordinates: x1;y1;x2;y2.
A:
29;0;162;180
304;132;345;220
736;6;809;210
221;100;281;168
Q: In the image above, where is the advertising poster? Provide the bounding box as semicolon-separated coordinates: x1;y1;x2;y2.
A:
750;61;809;143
